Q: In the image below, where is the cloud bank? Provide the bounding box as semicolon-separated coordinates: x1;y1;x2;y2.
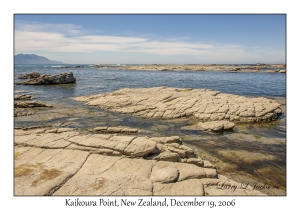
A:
14;21;285;64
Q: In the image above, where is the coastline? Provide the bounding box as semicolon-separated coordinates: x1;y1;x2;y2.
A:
90;64;286;73
14;86;286;196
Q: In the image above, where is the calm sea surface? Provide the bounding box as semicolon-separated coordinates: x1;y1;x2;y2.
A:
14;64;287;194
14;64;286;100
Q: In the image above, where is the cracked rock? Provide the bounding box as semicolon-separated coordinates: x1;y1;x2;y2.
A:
74;87;282;129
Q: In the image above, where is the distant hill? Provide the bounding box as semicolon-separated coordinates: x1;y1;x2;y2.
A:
14;54;64;64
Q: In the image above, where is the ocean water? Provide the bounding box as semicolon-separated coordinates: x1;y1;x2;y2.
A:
14;64;286;194
14;64;286;100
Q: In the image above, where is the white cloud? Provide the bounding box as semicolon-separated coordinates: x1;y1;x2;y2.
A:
15;20;83;35
14;21;285;63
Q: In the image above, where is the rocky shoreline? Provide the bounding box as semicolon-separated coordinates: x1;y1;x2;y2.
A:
14;89;285;196
14;124;265;196
96;64;286;73
75;87;282;132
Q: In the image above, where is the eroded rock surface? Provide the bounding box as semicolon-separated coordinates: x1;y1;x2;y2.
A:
14;96;53;117
182;121;235;133
91;126;145;134
14;94;32;100
74;87;282;132
14;127;264;196
18;72;41;79
16;72;76;85
14;101;52;108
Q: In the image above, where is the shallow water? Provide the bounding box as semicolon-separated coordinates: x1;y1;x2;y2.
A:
14;64;286;195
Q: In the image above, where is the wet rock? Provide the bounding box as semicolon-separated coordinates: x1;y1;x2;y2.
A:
45;129;58;133
57;128;75;133
14;100;53;117
92;126;140;134
107;127;123;133
14;101;52;108
149;136;182;144
18;72;40;79
14;94;32;100
16;72;76;85
93;126;108;131
74;87;282;126
197;120;235;132
14;109;35;117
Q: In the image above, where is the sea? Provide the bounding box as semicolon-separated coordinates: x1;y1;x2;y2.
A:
14;64;286;195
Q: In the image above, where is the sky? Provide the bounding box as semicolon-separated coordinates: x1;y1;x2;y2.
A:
14;14;286;64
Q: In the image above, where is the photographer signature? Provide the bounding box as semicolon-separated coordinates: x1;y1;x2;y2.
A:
204;181;279;192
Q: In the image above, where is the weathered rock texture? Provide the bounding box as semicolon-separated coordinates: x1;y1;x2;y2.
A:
14;94;32;100
14;94;53;117
18;72;41;79
184;120;235;132
91;126;145;134
14;128;264;196
14;101;52;108
74;87;282;131
16;72;76;85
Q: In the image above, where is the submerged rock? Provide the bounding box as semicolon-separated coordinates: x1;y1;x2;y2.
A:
16;72;76;85
197;121;235;132
74;87;282;126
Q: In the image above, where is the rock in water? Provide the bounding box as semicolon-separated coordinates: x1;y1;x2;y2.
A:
14;101;52;108
18;72;41;79
14;94;32;100
16;72;76;85
74;87;282;124
197;121;235;132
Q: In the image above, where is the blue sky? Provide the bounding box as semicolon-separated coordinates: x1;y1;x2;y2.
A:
14;14;286;64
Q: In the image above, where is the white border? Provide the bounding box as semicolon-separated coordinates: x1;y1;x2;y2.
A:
2;1;296;209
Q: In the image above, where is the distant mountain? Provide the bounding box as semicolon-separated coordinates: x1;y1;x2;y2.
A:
14;54;64;64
